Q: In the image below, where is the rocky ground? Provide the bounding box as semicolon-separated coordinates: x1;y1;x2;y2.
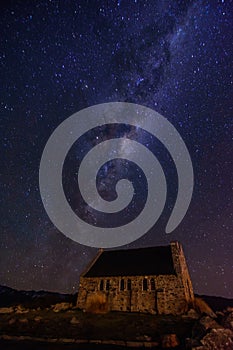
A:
0;286;233;349
0;303;193;347
0;302;233;349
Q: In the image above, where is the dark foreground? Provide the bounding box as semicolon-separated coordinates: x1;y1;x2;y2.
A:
0;341;133;350
1;285;233;349
0;308;194;349
1;303;233;349
0;308;194;342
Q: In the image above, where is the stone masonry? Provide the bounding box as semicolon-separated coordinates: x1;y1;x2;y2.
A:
77;241;194;315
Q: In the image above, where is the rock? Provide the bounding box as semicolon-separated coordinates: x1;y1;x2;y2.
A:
192;315;222;340
59;338;75;343
70;316;80;324
52;302;72;312
8;318;16;325
187;308;199;319
15;305;28;314
19;318;28;324
221;311;233;330
161;334;180;348
197;328;233;350
136;335;152;341
0;307;14;314
216;311;224;317
34;316;43;322
199;316;222;330
185;337;201;349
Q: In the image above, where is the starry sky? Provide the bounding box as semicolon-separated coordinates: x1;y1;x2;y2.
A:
1;0;233;297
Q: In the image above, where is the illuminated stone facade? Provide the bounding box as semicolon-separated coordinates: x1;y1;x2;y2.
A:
77;242;194;315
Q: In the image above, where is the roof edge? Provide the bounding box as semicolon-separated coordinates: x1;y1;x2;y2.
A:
82;272;177;278
81;249;103;277
100;243;178;254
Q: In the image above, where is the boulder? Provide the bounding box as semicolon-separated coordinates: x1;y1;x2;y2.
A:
192;315;222;340
15;305;28;314
70;316;80;324
0;307;14;314
161;334;180;348
196;328;233;350
221;311;233;331
199;316;222;330
186;308;199;319
52;302;72;312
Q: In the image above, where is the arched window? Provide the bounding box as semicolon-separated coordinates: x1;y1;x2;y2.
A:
151;278;155;291
99;279;104;291
143;278;148;291
127;279;131;291
106;279;110;290
120;279;125;291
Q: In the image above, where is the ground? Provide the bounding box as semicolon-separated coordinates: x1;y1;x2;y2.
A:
0;308;195;347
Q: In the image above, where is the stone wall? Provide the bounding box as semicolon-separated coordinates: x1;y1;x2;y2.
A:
77;273;190;315
77;242;195;315
170;242;194;306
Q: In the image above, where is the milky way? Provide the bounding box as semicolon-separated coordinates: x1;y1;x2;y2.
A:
1;1;232;297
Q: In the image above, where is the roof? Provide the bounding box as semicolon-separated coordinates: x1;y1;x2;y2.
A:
84;245;176;277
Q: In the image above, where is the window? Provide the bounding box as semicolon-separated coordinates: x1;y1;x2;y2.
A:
106;279;110;290
151;278;155;290
143;278;148;291
120;279;125;291
127;279;131;291
99;279;104;291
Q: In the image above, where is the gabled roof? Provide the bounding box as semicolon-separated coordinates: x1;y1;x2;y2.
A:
84;245;176;277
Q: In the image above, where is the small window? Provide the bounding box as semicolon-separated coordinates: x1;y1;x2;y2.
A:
120;279;125;291
127;279;131;291
100;279;104;291
106;279;110;290
143;278;148;291
151;278;155;291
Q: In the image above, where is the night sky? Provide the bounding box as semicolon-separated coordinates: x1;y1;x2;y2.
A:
1;0;232;298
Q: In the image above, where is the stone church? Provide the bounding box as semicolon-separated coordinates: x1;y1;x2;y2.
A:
77;241;194;314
